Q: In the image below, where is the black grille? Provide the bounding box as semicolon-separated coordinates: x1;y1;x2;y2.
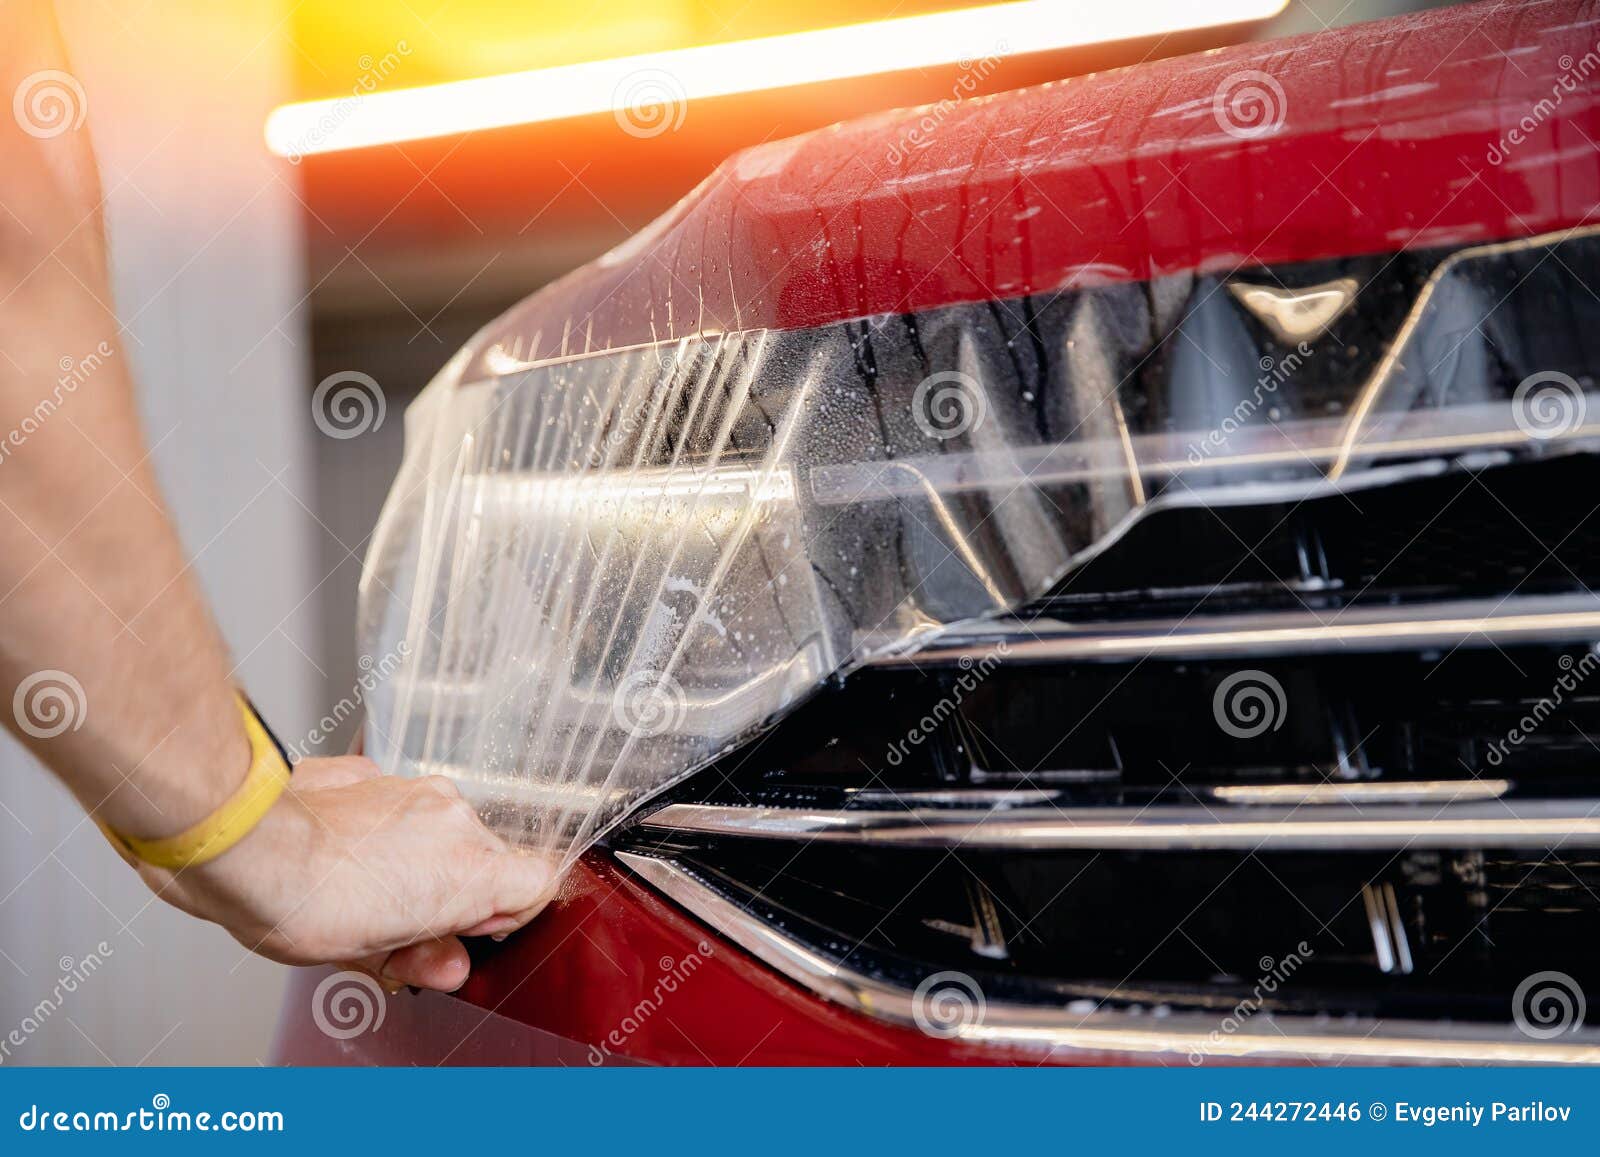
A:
1033;455;1600;620
615;454;1600;1027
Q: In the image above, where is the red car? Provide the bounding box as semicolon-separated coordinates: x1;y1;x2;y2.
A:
279;0;1600;1066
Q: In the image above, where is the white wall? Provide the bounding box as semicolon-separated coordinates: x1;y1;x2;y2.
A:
0;0;314;1064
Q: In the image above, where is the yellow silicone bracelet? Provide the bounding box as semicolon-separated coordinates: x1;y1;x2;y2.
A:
102;694;291;871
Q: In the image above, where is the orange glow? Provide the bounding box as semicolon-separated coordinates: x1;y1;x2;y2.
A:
266;0;1288;157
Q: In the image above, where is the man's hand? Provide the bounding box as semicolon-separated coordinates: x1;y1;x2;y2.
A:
148;759;556;991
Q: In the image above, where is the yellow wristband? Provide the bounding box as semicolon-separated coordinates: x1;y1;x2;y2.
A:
101;694;292;871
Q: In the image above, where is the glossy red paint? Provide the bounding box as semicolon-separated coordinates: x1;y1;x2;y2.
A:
463;0;1600;378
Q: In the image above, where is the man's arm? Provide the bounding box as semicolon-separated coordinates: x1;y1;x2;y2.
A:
0;1;550;992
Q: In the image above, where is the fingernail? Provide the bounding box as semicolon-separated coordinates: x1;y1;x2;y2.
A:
377;961;405;994
491;932;510;942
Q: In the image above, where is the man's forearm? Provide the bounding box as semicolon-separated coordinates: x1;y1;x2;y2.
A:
0;13;247;840
0;342;249;838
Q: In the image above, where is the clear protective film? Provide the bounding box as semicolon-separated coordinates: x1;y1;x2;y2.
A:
357;0;1600;870
359;227;1600;868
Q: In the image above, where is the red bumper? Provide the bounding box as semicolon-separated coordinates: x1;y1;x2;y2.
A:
276;851;1118;1065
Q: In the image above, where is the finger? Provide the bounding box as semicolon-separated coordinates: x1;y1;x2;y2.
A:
379;937;470;993
425;844;558;941
418;774;463;800
345;952;404;995
459;912;527;939
458;894;552;942
478;850;559;929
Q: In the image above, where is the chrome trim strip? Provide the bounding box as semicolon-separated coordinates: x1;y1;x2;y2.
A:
809;398;1600;506
1327;226;1600;481
639;798;1600;850
852;787;1061;807
614;850;1600;1064
1210;779;1510;804
870;594;1600;665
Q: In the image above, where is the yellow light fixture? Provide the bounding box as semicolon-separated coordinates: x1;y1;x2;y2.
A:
266;0;1287;156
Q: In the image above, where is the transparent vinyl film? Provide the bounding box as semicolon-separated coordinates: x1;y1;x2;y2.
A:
359;227;1600;869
